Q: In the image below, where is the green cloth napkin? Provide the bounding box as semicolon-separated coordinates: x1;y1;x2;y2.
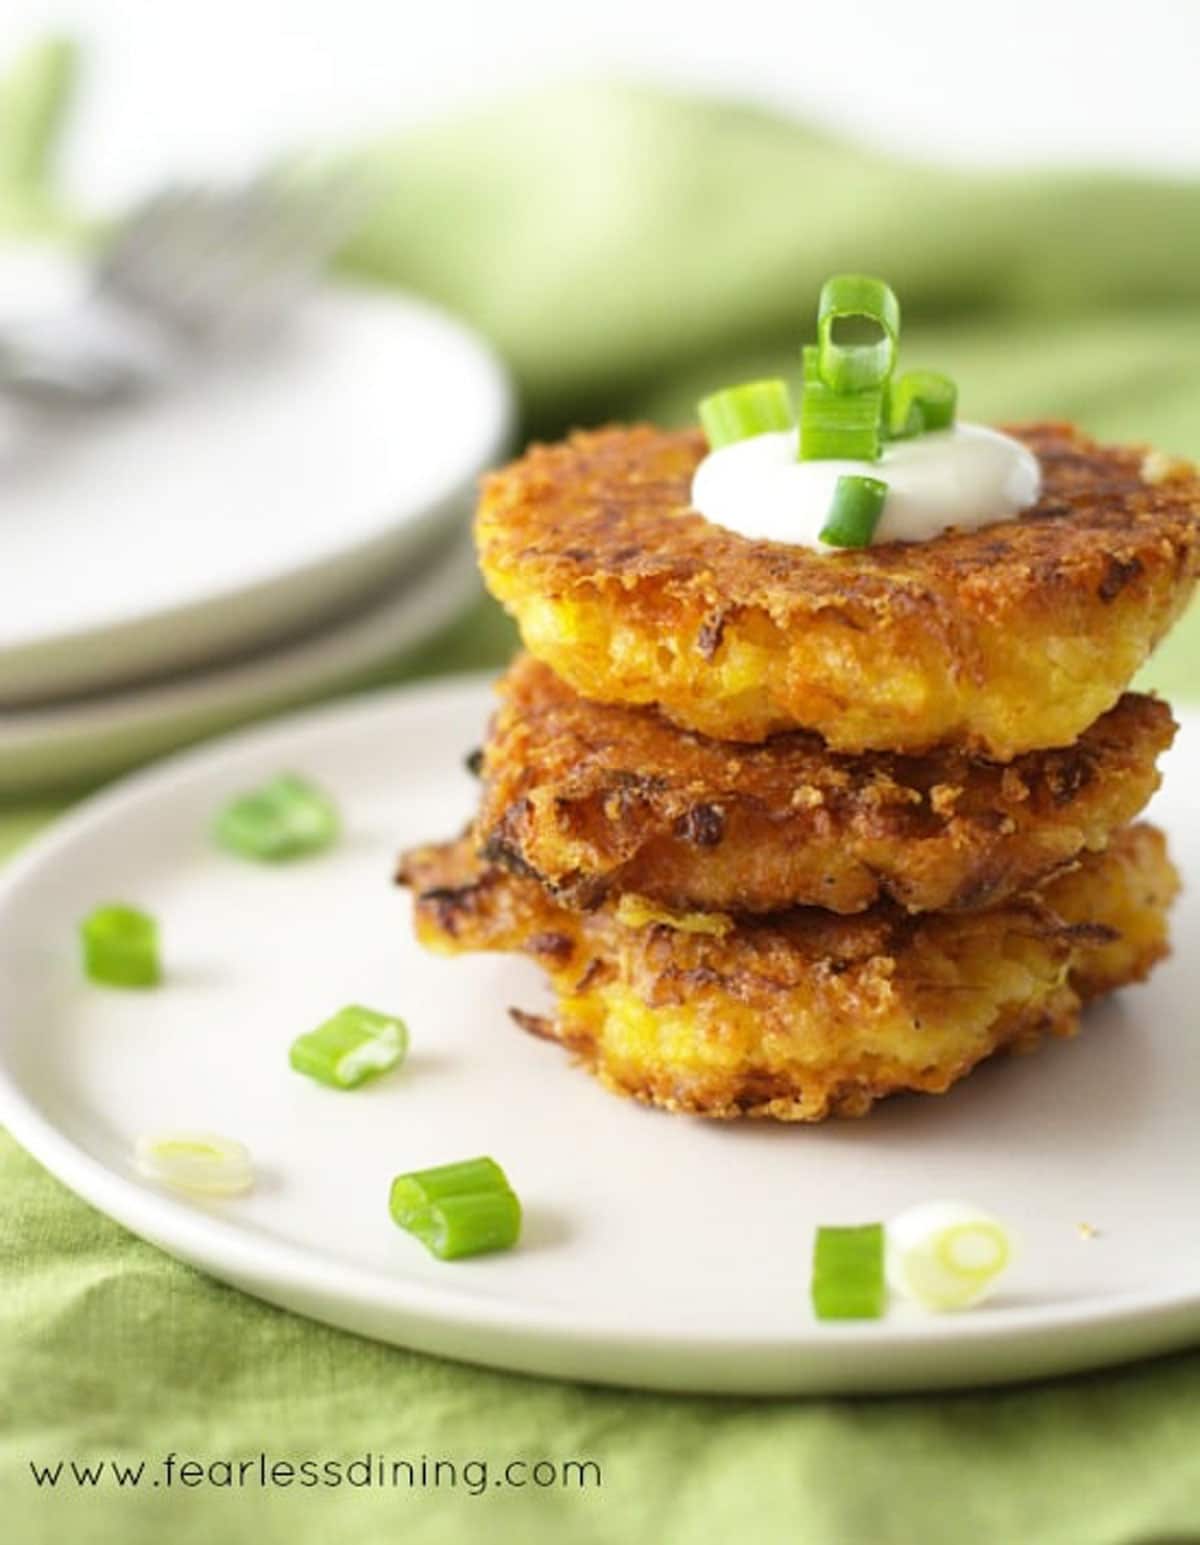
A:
4;42;1200;1545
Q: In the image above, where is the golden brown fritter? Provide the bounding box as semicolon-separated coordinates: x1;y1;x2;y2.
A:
399;824;1177;1122
476;655;1174;915
476;422;1200;756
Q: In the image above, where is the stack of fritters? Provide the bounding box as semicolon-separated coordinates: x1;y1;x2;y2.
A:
400;421;1199;1120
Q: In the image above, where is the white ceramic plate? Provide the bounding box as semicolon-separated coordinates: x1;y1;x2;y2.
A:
0;246;511;704
0;677;1197;1397
0;529;479;793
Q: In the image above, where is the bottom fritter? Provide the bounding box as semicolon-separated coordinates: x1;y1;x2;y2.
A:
398;824;1177;1122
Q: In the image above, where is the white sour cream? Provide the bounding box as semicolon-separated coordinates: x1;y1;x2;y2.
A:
690;422;1040;550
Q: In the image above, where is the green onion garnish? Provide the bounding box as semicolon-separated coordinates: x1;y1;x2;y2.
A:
290;1004;409;1090
698;379;793;450
887;370;957;439
389;1157;522;1261
214;773;339;862
80;904;161;988
819;474;888;549
799;348;882;462
812;1223;886;1320
886;1200;1014;1312
135;1131;253;1197
816;274;900;393
700;275;959;472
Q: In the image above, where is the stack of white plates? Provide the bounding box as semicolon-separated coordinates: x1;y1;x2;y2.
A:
0;256;512;792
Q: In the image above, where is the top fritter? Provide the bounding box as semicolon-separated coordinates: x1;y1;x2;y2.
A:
476;420;1200;757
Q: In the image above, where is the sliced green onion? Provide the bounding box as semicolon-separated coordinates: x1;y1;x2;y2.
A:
817;274;900;392
135;1131;253;1197
290;1004;409;1089
819;474;888;549
886;1200;1014;1312
698;379;793;450
390;1156;521;1260
799;348;882;462
398;1191;522;1261
80;903;161;988
812;1222;885;1320
214;773;339;862
393;1157;509;1208
887;370;958;439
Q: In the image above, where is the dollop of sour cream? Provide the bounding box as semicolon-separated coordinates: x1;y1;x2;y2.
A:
690;422;1040;550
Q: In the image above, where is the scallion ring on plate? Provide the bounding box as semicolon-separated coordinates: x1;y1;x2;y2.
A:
389;1157;521;1261
134;1132;253;1197
886;1200;1015;1311
811;1222;886;1320
290;1004;409;1090
80;903;161;988
214;773;339;862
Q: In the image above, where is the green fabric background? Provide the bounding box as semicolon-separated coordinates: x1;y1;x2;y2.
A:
3;43;1200;1545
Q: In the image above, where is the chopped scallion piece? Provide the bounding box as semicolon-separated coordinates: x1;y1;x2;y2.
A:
698;379;793;450
390;1156;521;1260
887;370;957;439
214;773;339;862
290;1004;409;1090
812;1222;886;1320
820;474;888;549
393;1156;509;1207
816;274;900;392
135;1131;253;1196
799;349;882;461
80;903;161;988
399;1190;521;1261
886;1200;1014;1312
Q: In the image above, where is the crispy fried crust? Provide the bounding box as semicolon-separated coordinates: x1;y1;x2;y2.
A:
476;655;1174;915
476;422;1200;755
399;824;1177;1122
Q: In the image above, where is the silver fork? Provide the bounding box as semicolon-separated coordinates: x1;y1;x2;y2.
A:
0;173;360;406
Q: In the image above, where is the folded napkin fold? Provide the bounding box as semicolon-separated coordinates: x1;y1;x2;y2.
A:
3;39;1199;1545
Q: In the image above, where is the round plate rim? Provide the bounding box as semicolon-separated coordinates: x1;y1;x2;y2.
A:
0;529;480;793
1;674;1197;1394
0;287;513;702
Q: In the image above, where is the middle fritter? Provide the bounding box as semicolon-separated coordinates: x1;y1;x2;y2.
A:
476;654;1174;916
